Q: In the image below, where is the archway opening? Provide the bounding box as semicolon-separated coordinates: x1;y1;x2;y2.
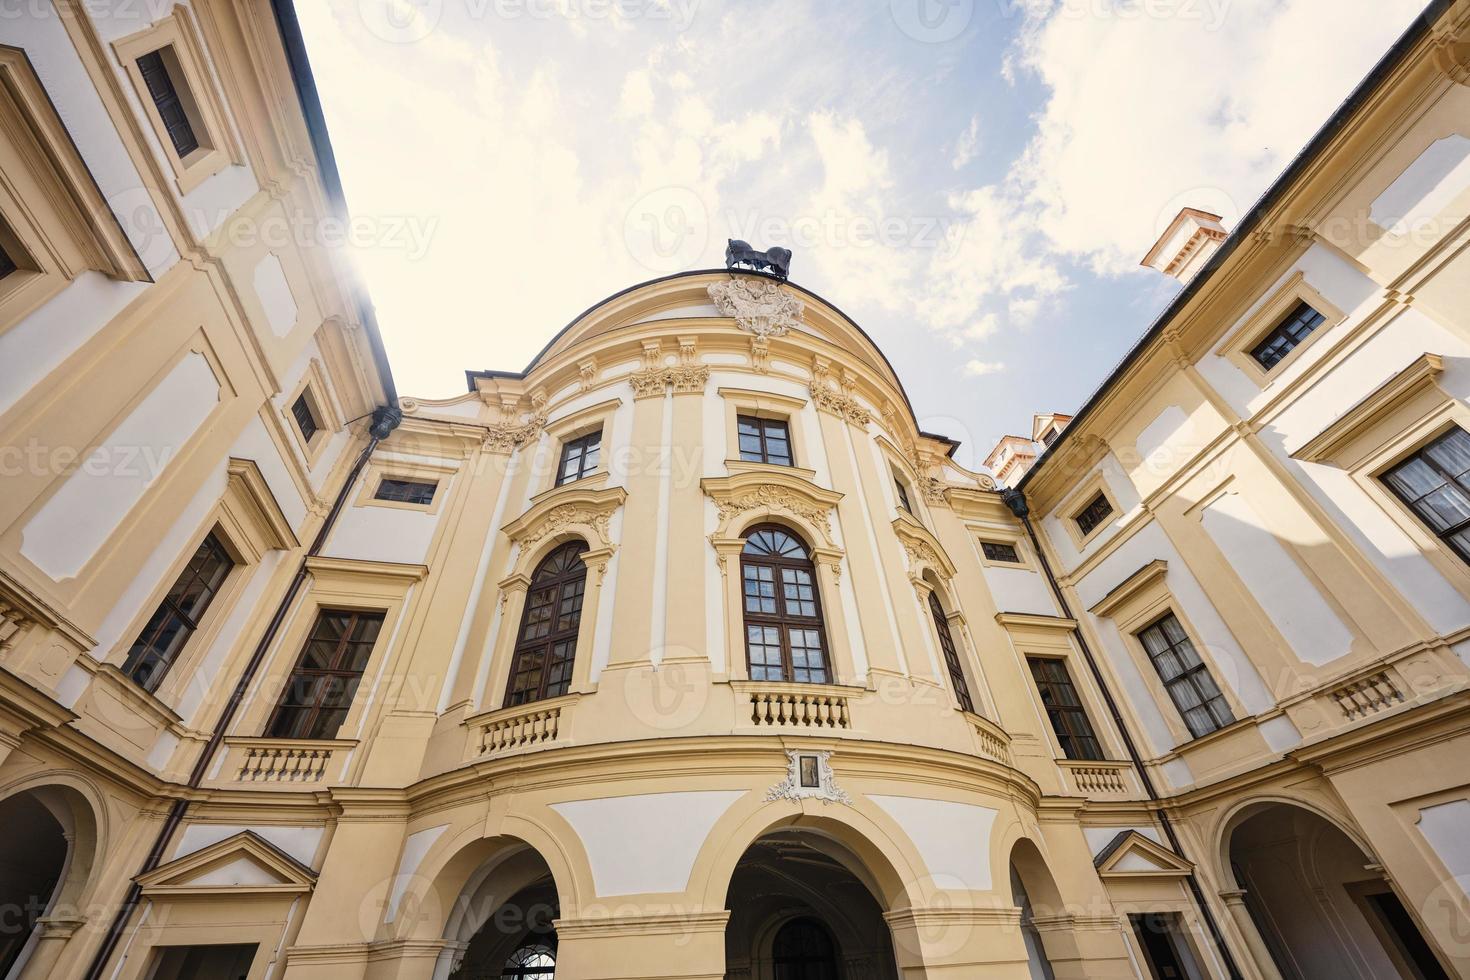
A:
724;831;898;980
1228;803;1449;980
1008;839;1064;980
444;848;560;980
0;791;70;976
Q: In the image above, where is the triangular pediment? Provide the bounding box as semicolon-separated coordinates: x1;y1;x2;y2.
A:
1094;831;1193;878
137;831;316;897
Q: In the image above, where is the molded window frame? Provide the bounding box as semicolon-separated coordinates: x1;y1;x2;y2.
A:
282;360;340;468
720;387;809;472
0;45;148;335
1026;654;1106;761
738;523;832;684
539;397;618;495
356;455;457;515
1216;270;1346;386
1061;472;1121;551
112;7;241;194
105;459;298;708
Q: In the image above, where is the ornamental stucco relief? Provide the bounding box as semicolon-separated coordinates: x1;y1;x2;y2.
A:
708;278;803;337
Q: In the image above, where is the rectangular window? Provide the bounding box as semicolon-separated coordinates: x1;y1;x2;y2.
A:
375;477;437;506
136;49;200;158
1074;491;1113;536
1249;300;1326;371
1040;428;1059;447
894;477;912;513
267;609;384;740
981;540;1021;563
291;392;319;442
1027;657;1104;760
556;430;601;485
1137;613;1234;739
1383;427;1470;563
122;533;234;692
737;415;792;466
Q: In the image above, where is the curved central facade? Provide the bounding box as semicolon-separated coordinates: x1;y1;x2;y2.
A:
376;270;1079;978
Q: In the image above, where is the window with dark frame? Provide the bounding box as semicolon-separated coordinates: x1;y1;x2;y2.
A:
136;49;200;158
1249;300;1326;371
291;392;319;442
1040;427;1059;447
1027;656;1104;760
981;540;1021;563
266;609;384;740
1074;491;1113;536
1382;427;1470;563
740;525;829;684
556;430;601;486
504;541;588;707
1137;613;1235;739
737;414;792;466
374;477;437;506
894;476;913;513
122;532;234;693
927;590;974;713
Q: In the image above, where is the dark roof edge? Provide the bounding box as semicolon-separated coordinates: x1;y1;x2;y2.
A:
1016;0;1450;493
269;0;398;406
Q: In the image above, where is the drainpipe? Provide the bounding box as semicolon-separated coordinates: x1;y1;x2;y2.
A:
82;406;402;980
1002;488;1244;980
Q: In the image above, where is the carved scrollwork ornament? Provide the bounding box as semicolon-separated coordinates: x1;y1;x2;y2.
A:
483;415;546;455
708;279;803;337
765;750;852;807
715;487;834;543
518;505;614;549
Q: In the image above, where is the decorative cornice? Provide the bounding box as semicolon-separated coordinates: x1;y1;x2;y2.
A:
630;336;710;398
1088;559;1168;618
1293;353;1444;464
708;278;803;336
892;517;958;579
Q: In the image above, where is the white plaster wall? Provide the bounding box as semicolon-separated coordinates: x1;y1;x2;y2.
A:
323;492;446;566
1200;491;1353;665
550;790;744;896
980;564;1056;617
385;824;449;922
1417;799;1470;895
173;823;323;867
253;253;299;337
22;351;220;579
869;795;996;890
1370;135;1470;235
229;414;308;530
0;273;150;418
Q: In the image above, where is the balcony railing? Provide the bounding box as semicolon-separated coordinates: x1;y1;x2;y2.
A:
222;738;354;784
467;695;576;758
739;682;853;730
1058;759;1137;798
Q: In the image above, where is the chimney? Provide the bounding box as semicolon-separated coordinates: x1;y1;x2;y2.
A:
1141;208;1228;282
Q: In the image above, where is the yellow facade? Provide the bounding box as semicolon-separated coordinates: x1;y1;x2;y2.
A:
1;1;1469;979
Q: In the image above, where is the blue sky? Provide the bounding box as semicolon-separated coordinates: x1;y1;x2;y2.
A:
299;0;1425;468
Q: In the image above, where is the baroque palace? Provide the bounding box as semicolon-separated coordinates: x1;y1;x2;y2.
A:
2;1;1470;978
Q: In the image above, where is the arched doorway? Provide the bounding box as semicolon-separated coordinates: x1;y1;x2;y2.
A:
436;845;561;980
1009;839;1064;980
0;786;94;979
724;831;898;980
1227;802;1449;980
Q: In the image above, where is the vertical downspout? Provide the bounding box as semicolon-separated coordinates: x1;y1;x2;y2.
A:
82;406;403;980
1002;488;1245;980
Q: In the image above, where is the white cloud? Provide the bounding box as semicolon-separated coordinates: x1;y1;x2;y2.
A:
1005;0;1425;272
963;359;1006;377
951;115;981;170
618;69;655;116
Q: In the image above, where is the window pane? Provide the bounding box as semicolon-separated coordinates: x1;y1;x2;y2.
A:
503;542;588;708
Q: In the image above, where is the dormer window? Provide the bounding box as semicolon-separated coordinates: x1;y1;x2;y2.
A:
291;392;319;442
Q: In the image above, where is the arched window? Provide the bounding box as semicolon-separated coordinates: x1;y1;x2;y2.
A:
505;541;588;707
927;589;974;713
772;917;839;979
501;942;555;979
741;525;829;684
